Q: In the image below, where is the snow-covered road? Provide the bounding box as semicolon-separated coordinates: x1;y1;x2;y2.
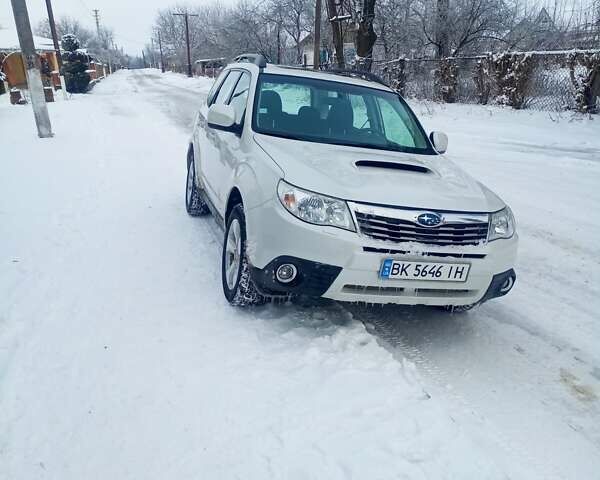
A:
1;69;599;479
355;101;600;478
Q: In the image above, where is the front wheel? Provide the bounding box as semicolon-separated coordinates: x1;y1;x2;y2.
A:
222;205;266;306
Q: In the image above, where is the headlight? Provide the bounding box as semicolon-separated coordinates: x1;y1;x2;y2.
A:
488;207;516;241
277;180;355;231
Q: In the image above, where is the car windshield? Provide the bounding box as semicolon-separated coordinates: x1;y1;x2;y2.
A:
253;73;433;154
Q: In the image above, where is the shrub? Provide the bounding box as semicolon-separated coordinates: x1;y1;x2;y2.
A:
491;52;534;109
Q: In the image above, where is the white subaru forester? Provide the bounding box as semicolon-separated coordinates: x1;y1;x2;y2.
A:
186;54;518;307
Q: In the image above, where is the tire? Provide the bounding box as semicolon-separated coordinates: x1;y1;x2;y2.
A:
222;205;266;306
185;152;210;216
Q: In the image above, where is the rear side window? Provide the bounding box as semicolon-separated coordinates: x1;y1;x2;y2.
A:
214;71;242;105
207;70;228;106
350;94;369;129
228;72;251;125
261;81;311;114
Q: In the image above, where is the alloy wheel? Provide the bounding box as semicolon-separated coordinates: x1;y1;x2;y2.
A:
225;218;242;290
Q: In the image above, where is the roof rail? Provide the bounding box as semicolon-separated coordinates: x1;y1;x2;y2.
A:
233;53;268;68
275;65;389;87
327;68;388;87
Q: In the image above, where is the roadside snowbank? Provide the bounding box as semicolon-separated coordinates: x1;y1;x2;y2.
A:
161;69;215;93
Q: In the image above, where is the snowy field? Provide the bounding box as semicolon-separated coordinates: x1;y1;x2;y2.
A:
1;69;599;479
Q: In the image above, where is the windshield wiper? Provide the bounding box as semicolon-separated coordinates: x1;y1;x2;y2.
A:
383;139;406;151
341;139;408;153
258;130;414;153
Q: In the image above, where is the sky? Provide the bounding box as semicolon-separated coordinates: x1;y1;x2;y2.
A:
1;0;595;56
0;0;178;55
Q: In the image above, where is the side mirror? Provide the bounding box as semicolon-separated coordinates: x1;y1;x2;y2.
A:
207;104;238;133
430;131;448;154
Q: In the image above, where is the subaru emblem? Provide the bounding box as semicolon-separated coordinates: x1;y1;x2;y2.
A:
417;212;443;227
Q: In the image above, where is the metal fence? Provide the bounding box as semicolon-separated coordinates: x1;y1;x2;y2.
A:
373;50;600;112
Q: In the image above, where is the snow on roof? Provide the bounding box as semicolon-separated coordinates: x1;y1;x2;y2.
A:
0;27;55;52
264;64;392;92
298;31;313;46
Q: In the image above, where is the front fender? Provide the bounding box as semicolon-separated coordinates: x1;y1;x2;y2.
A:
231;148;283;265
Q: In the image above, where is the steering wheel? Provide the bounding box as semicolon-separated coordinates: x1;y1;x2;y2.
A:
358;127;384;138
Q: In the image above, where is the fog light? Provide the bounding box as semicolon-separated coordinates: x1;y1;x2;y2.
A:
276;264;297;284
499;275;514;293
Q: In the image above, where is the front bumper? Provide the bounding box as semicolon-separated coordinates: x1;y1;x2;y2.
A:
245;198;518;306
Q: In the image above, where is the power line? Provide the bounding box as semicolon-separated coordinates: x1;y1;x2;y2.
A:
76;0;91;16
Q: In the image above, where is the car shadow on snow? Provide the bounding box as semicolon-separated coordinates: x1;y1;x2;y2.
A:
345;303;483;353
244;297;485;354
249;299;354;338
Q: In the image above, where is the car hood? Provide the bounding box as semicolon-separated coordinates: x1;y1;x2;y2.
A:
254;134;505;212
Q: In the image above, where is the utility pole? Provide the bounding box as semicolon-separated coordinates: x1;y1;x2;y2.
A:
92;9;101;37
313;0;322;70
141;50;146;68
44;0;67;99
150;38;156;68
10;0;53;138
172;12;198;77
44;0;61;70
157;31;165;73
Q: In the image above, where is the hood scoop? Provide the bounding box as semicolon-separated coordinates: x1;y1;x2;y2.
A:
355;160;431;174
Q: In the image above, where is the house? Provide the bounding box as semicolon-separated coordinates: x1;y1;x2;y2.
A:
506;8;562;51
299;32;353;68
0;27;59;93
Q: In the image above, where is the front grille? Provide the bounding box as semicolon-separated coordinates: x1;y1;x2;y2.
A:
362;247;486;259
342;285;477;298
355;212;488;246
343;284;405;296
414;288;475;298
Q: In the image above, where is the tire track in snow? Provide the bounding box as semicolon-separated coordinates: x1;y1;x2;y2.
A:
350;306;558;480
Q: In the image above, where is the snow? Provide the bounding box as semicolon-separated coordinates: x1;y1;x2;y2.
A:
410;100;600;359
160;70;216;92
1;69;600;479
0;27;55;52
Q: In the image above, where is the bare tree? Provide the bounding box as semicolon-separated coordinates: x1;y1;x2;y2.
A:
36;16;94;46
36;15;126;68
151;0;599;75
414;0;511;57
355;0;378;70
435;0;449;57
264;0;287;63
280;0;312;64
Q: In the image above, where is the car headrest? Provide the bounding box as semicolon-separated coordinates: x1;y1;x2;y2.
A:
260;90;282;114
298;106;319;121
328;99;354;131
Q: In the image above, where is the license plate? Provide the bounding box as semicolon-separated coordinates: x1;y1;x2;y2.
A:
380;259;470;282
